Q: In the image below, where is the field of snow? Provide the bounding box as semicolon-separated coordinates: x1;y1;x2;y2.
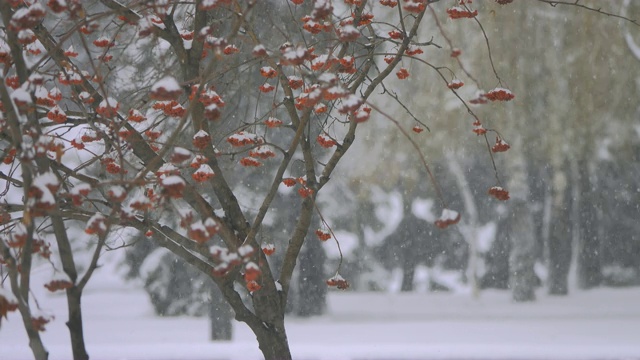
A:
2;256;640;360
2;279;640;360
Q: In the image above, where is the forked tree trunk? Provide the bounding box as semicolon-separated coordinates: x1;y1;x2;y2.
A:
66;287;89;360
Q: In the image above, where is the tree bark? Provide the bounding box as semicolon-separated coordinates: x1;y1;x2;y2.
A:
209;283;233;341
447;154;481;297
254;322;292;360
507;138;537;302
294;230;327;317
26;328;49;360
397;205;422;292
577;159;602;289
547;170;572;295
509;201;537;302
548;210;572;295
66;287;89;360
400;260;416;292
480;232;510;289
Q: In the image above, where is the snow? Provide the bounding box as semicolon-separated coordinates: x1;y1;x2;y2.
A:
338;24;359;37
195;163;214;175
108;185;126;198
322;230;358;259
252;44;266;56
161;175;185;186
245;261;259;271
70;182;91;195
157;163;178;174
193;129;209;138
152;76;181;92
1;283;639;360
99;97;118;109
87;213;107;232
50;270;73;284
203;217;217;228
10;88;32;103
0;287;17;304
33;171;59;189
260;66;275;74
190;220;206;233
412;197;436;222
237;244;254;257
13;222;27;236
177;208;193;220
78;91;91;101
11;8;29;23
440;208;459;221
365;189;403;246
34;85;49;100
214;208;225;218
281;46;307;63
227;131;259;144
312;54;329;68
476;221;497;253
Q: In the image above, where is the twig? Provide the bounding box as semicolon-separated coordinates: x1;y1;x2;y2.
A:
537;0;640;27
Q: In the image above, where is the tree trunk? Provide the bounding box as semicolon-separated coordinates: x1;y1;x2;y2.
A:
294;230;327;316
27;328;49;360
398;209;421;292
447;154;481;298
548;210;572;295
507;138;537;302
577;160;602;289
4;250;49;360
509;201;537;302
547;170;572;295
66;287;89;360
400;260;416;292
480;219;511;289
254;323;292;360
209;283;233;340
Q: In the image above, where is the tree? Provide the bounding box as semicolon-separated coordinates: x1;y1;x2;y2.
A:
1;1;638;359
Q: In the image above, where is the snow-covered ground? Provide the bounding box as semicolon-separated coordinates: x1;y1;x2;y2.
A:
2;268;640;360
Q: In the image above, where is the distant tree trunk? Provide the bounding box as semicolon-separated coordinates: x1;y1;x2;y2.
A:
209;283;233;340
547;169;573;295
480;215;511;289
400;258;416;292
447;154;481;298
507;137;537;302
576;159;602;289
509;200;538;302
398;212;423;292
294;229;327;317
